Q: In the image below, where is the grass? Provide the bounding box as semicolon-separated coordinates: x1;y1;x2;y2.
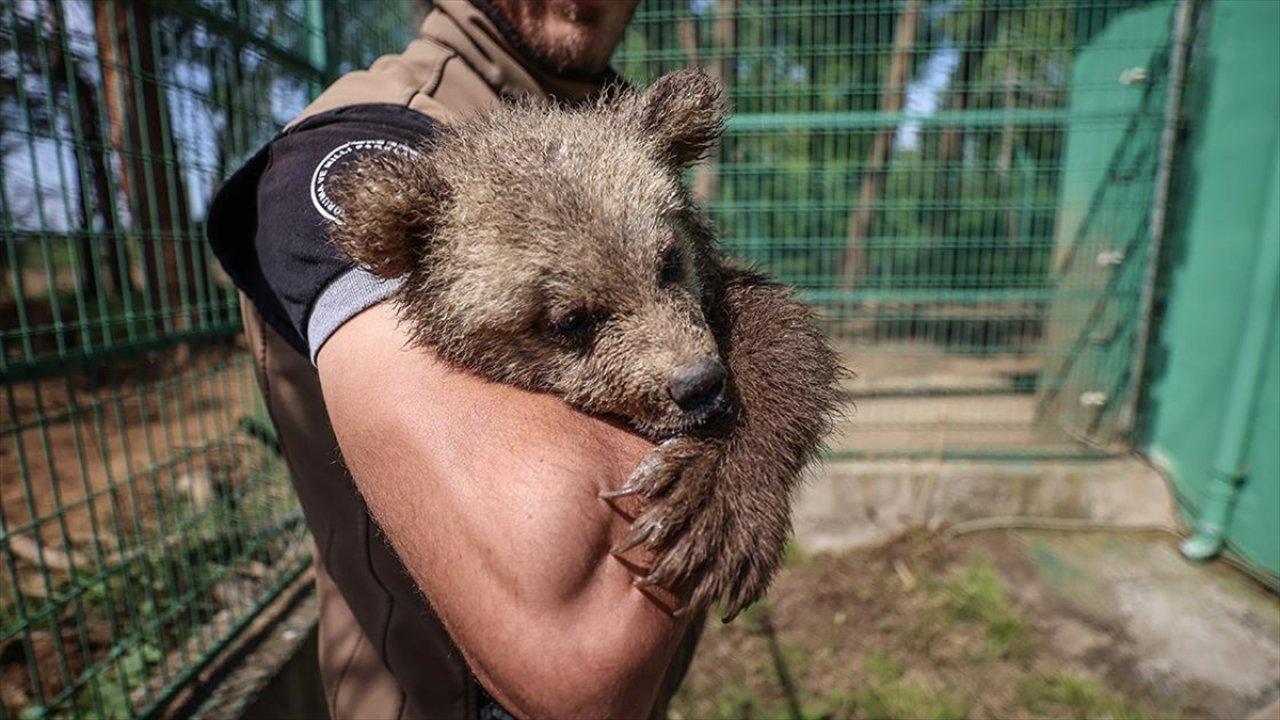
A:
669;533;1170;720
856;679;969;720
937;556;1033;661
1016;671;1155;720
853;650;969;720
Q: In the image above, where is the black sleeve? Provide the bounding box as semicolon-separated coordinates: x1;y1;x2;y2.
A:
207;104;440;356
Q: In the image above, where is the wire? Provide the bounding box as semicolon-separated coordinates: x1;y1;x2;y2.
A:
943;515;1181;540
941;515;1279;593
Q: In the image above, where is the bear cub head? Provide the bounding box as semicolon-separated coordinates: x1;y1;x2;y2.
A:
329;70;734;436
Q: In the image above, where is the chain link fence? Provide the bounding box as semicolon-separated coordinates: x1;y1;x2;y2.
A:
2;0;1183;716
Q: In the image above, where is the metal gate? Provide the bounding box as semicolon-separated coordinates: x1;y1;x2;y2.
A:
615;0;1184;457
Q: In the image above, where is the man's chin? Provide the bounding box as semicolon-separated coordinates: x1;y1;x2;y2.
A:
527;31;607;75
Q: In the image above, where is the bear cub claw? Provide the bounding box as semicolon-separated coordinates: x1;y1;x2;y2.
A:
603;435;762;620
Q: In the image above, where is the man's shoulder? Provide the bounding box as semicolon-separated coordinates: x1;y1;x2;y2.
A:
214;102;441;240
207;101;442;357
288;33;473;130
277;103;441;156
262;103;441;225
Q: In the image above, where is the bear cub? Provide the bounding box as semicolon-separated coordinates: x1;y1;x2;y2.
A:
329;69;841;621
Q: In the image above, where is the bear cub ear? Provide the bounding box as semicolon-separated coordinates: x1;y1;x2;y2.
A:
635;68;728;171
327;150;450;279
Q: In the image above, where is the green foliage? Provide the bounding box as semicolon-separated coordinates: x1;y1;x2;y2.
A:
857;644;973;718
862;649;906;682
781;538;810;567
854;651;972;720
857;680;970;720
938;555;1032;660
614;0;1098;323
705;683;780;720
77;641;163;718
1016;671;1155;720
671;538;1174;720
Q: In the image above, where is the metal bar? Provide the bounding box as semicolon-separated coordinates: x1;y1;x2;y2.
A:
1118;0;1197;436
0;0;427;714
727;108;1081;132
0;325;243;382
304;0;329;93
135;557;312;720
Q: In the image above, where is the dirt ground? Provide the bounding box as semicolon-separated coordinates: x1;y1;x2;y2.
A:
670;530;1280;720
1;347;257;555
0;348;302;715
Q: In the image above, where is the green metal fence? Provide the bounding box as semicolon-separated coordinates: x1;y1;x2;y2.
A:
617;0;1185;458
1;1;412;717
1;0;1187;716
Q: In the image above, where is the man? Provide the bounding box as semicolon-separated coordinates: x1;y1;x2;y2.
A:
208;1;701;717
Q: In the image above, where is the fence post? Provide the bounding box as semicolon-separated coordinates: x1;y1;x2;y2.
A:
1119;0;1197;436
304;0;329;95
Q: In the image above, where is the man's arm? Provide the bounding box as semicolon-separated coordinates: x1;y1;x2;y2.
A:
316;301;687;718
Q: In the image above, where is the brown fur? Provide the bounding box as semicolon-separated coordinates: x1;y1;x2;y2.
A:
329;69;842;621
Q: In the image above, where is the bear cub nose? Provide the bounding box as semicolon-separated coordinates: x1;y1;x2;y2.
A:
669;357;728;418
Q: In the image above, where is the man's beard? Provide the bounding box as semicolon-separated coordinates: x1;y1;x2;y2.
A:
492;0;608;74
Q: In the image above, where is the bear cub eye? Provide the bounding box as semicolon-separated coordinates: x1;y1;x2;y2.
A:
549;308;602;346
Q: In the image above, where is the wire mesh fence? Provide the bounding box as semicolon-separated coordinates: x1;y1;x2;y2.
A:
1;1;413;717
1;0;1183;716
616;0;1181;457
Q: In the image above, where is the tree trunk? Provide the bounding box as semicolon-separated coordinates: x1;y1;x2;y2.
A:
933;7;1001;238
997;56;1020;242
75;70;129;296
841;0;921;282
94;0;190;325
215;1;241;181
677;15;699;67
47;0;127;298
684;0;735;204
996;61;1018;182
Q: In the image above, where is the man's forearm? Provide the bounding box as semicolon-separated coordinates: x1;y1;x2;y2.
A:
317;302;686;717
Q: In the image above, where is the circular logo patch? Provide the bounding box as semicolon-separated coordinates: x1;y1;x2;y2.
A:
309;139;421;223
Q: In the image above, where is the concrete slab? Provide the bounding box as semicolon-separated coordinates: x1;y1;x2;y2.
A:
794;455;1178;551
1009;532;1280;719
